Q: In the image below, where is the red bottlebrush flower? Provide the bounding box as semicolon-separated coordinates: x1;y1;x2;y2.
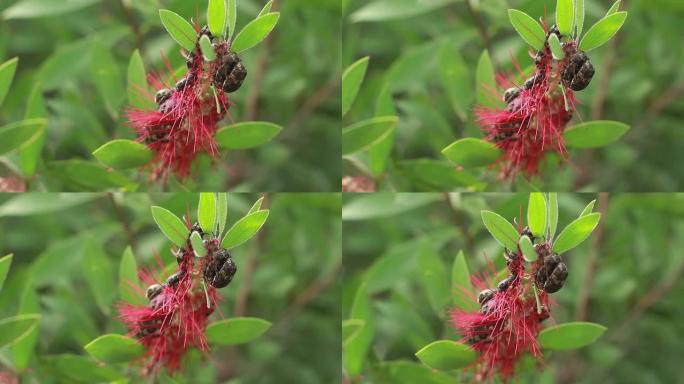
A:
126;25;246;181
450;233;562;382
476;26;589;179
118;230;228;375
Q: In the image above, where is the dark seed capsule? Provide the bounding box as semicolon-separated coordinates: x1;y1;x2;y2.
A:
544;261;568;293
503;87;520;104
497;275;515;292
198;25;213;40
204;249;237;288
155;89;173;105
524;74;542;90
213;52;247;93
146;284;163;300
166;272;184;287
175;74;195;91
562;52;595;91
477;289;495;305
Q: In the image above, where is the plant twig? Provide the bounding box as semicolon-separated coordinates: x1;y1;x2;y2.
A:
464;0;491;54
120;0;144;53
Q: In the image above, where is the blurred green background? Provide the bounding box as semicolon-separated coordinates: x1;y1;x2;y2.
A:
0;0;341;192
342;0;684;192
0;192;341;383
342;193;684;383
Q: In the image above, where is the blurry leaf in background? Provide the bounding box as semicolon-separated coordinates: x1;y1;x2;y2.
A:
0;314;41;349
538;322;607;350
342;116;397;155
90;42;124;119
451;251;477;311
442;138;502;169
0;254;12;293
0;57;19;107
342;56;369;116
84;334;144;363
126;49;152;110
92;140;154;170
0;118;46;156
118;246;143;306
342;193;440;221
0;193;97;217
415;340;477;370
563;121;630;148
344;283;374;375
205;317;272;345
2;0;101;19
215;122;283;149
349;0;456;23
475;50;500;109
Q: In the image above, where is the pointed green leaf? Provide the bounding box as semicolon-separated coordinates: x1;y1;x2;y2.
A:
520;235;537;262
198;192;218;234
344;283;374;375
415;340;477;370
575;0;585;37
0;314;40;349
258;0;274;17
90;42;125;119
12;282;39;371
508;9;546;51
556;0;574;35
2;0;99;19
0;57;18;107
226;0;237;38
552;212;600;254
20;85;47;177
563;120;630;148
342;56;370;116
0;254;12;294
206;317;271;345
127;50;150;110
119;247;143;305
342;319;365;347
476;50;499;108
548;34;564;60
0;118;46;156
548;193;559;240
82;241;116;315
221;210;269;249
539;322;606;350
418;246;450;315
580;199;596;217
579;12;627;52
217;193;228;236
216;121;282;149
452;251;477;311
528;192;547;238
159;9;197;51
191;231;207;257
231;13;279;53
481;211;519;251
199;35;216;61
442;138;502;168
151;206;188;247
93;140;154;170
439;46;470;120
207;0;227;37
46;354;123;382
84;334;144;363
342;116;397;155
606;0;621;15
248;197;264;214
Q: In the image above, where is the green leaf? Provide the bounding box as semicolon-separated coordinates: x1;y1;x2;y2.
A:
2;0;100;19
217;193;228;236
82;240;116;315
90;42;124;119
216;121;282;149
442;138;502;168
439;46;470;121
248;196;264;214
539;322;607;350
119;246;143;305
93;140;154;170
0;118;46;156
606;0;621;15
548;34;565;60
198;193;218;234
0;254;12;294
46;354;123;382
200;35;216;61
418;246;450;315
84;334;144;363
206;317;272;345
481;210;519;251
563;120;630;148
258;0;274;17
580;199;596;216
552;212;600;254
342;116;397;155
159;9;197;51
151;206;188;247
508;9;546;51
50;160;134;190
207;0;227;37
0;314;41;349
343;193;440;221
221;210;269;249
342;319;365;347
398;159;485;191
231;13;280;53
556;0;574;35
20;85;47;177
579;12;627;52
548;193;559;240
476;50;499;108
191;231;207;257
349;0;455;23
0;194;96;217
415;340;477;370
127;50;150;110
575;0;585;37
527;192;547;238
0;57;18;107
452;251;477;311
519;235;537;262
342;56;370;116
12;282;40;371
344;283;374;375
226;0;237;38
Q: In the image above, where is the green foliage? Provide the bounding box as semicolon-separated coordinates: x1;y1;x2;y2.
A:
415;340;477;370
563;121;630;148
579;12;628;51
84;334;144;363
527;192;547;238
221;207;269;249
92;140;154;170
0;254;12;293
342;116;397;155
475;50;498;109
0;57;19;107
207;0;228;37
0;314;41;349
150;206;188;247
538;322;607;350
552;212;600;254
205;317;272;345
198;192;218;234
232;13;280;53
481;210;519;250
556;0;574;35
342;57;370;116
507;9;546;51
159;9;197;51
215;121;283;149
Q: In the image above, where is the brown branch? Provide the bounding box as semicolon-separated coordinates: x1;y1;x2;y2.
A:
286;80;340;130
631;82;684;136
464;0;491;54
120;0;144;53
